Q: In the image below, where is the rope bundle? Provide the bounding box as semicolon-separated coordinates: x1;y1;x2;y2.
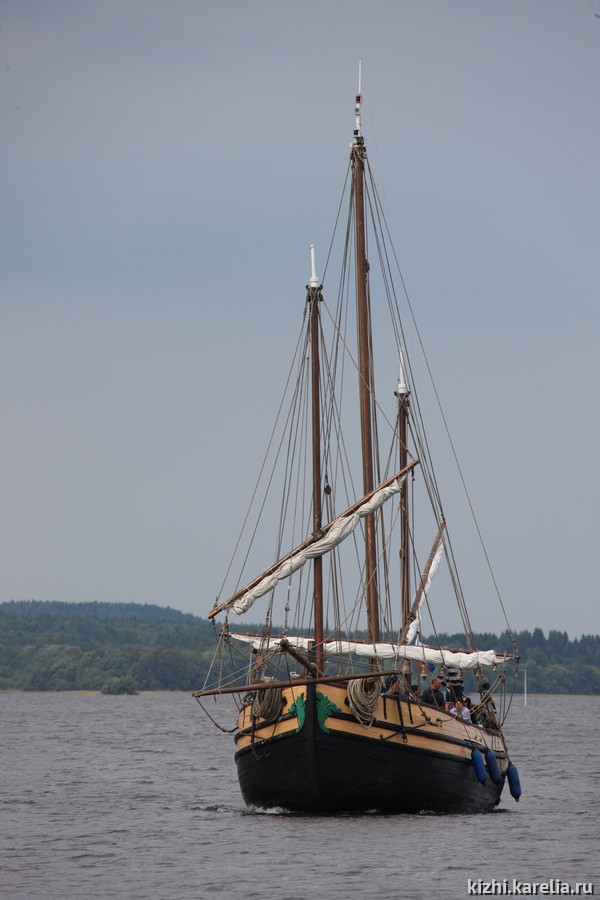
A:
252;685;282;721
347;677;381;727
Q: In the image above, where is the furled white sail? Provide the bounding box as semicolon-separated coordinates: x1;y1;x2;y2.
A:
404;538;445;644
228;632;513;670
229;476;405;616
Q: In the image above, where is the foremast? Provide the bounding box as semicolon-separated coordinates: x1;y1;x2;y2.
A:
352;81;380;650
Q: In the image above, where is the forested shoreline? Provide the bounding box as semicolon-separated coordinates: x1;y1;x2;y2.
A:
1;600;599;694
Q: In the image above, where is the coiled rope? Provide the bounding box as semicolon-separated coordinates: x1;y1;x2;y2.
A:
252;681;283;721
347;677;381;727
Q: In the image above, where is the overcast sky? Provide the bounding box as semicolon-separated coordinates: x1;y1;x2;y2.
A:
2;0;599;638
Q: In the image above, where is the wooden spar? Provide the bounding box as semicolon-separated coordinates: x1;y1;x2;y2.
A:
308;272;325;674
352;106;380;652
400;520;446;643
279;637;318;676
192;667;389;699
207;461;419;620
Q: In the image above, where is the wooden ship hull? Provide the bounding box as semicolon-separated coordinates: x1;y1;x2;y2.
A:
235;683;506;813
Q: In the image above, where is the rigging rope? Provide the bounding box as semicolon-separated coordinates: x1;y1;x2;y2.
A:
364;159;517;648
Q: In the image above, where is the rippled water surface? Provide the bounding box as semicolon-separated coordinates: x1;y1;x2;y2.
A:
2;692;599;899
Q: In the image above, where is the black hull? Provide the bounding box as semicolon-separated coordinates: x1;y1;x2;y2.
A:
235;686;504;814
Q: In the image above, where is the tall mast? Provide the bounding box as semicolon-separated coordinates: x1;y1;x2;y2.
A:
308;244;325;674
396;351;412;685
396;351;411;629
352;71;380;646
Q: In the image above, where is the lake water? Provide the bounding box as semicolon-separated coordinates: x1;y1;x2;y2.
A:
1;692;599;899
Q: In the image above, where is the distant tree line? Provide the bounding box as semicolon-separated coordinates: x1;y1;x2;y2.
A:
0;601;216;693
0;600;599;694
424;628;600;695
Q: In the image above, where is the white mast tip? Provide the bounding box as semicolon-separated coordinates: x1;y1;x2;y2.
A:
396;349;408;396
354;61;363;140
309;243;320;288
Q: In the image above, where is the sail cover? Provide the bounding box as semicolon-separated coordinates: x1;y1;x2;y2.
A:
229;476;405;616
228;633;512;670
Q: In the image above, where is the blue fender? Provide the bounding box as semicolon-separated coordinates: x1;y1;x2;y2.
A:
471;749;487;785
485;749;503;785
506;763;522;801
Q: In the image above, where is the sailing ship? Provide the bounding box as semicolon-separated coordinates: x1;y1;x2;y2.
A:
194;81;522;814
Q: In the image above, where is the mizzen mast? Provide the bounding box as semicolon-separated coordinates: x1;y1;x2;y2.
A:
396;351;411;631
352;68;380;647
396;350;414;686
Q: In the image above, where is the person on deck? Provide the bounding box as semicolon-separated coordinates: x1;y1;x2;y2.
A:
420;676;445;707
450;697;472;722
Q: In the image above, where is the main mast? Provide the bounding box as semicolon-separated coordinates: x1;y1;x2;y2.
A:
308;244;325;674
352;76;380;646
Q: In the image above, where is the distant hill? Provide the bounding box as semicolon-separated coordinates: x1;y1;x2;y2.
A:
0;600;215;692
1;600;599;693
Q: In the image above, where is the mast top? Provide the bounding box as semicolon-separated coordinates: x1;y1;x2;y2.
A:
309;244;320;289
353;60;364;147
395;349;410;397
